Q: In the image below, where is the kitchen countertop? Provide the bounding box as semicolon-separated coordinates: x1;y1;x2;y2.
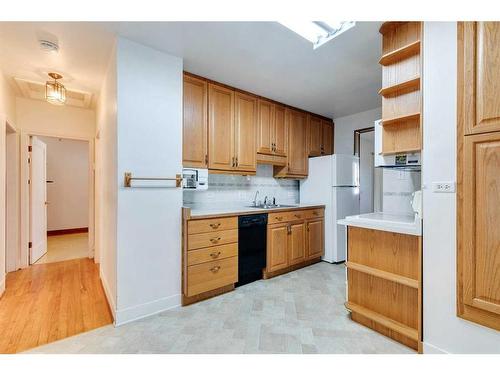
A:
183;203;326;219
337;212;422;236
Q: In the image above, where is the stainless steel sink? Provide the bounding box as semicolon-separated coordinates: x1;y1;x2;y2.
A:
245;204;298;209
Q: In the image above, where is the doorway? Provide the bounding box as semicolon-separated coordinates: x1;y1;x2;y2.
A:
28;135;91;265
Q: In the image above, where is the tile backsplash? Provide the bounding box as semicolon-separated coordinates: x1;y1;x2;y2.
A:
382;169;421;215
183;164;299;208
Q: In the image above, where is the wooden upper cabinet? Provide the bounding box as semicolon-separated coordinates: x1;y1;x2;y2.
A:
183;75;208;168
461;22;500;135
308;115;323;157
306;219;324;259
322;120;334;155
267;224;289;272
257;99;274;155
234;92;257;172
287;109;308;176
208;83;235;171
273;104;287;156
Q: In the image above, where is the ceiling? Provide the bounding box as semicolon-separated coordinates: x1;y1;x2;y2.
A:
0;21;382;118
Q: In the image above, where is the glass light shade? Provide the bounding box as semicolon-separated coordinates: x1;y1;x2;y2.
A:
45;79;66;105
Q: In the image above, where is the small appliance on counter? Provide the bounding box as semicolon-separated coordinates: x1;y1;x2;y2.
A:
374;119;421;168
300;154;360;263
182;168;208;190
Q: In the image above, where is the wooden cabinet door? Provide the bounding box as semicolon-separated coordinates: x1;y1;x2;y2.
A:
308;115;323;157
289;222;306;265
183;75;208;168
273;104;287;156
459;132;500;329
257;99;273;155
287;109;308;176
322;120;334;155
460;22;500;135
208;83;235;171
267;223;289;272
234;92;257;172
306;219;324;259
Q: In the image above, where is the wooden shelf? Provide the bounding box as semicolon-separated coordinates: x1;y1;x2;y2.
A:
379;22;408;35
379;40;421;66
345;302;419;341
379;148;421;156
381;112;420;127
379;77;420;97
346;262;419;289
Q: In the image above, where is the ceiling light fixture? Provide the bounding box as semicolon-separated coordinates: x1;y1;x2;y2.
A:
279;21;356;49
39;39;59;53
45;73;66;105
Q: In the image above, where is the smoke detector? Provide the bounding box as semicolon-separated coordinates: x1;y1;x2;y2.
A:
39;39;59;53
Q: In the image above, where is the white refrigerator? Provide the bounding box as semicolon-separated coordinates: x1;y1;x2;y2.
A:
300;154;360;263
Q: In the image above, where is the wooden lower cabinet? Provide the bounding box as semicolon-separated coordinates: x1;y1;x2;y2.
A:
265;210;325;277
345;226;422;351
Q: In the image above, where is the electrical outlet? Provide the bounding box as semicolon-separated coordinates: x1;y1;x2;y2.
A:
432;181;456;193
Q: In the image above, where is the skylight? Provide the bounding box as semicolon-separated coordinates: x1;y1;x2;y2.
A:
279;21;356;49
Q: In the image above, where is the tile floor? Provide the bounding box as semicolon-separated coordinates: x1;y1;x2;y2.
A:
35;233;89;264
27;262;414;354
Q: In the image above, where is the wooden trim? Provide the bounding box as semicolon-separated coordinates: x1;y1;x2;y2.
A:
208;169;256;176
182;284;235;306
379;22;409;35
382;112;420;126
345;302;419;341
346;261;419;289
263;257;321;279
47;227;89;236
183;70;333;122
379;148;421;156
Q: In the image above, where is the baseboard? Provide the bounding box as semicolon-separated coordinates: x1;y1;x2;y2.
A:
99;270;116;322
115;293;181;327
0;278;5;299
423;342;449;354
47;227;89;236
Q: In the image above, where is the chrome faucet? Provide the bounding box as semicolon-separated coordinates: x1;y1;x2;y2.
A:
252;190;260;207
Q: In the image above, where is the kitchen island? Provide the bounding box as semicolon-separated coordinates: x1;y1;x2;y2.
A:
338;213;422;352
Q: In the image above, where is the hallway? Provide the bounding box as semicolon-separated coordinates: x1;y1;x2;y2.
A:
35;232;89;264
0;258;112;353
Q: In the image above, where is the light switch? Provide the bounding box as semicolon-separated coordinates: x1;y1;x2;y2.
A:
432;181;456;193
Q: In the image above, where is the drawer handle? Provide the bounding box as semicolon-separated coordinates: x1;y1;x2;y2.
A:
275;216;283;221
313;211;319;216
294;214;302;218
210;266;221;273
210;237;221;243
210;223;221;229
210;251;221;258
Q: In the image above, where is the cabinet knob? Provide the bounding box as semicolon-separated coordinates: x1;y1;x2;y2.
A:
294;214;302;219
210;266;221;273
210;251;221;258
210;237;221;243
276;216;283;221
210;223;221;229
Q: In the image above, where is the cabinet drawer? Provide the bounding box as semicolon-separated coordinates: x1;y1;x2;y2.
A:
188;216;237;234
304;208;324;219
187;243;238;266
188;229;238;250
187;256;238;297
268;210;311;224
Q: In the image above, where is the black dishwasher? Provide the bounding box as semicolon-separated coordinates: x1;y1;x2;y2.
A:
236;214;268;287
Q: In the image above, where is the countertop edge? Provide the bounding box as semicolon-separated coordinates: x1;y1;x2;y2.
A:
337;219;422;237
184;205;326;220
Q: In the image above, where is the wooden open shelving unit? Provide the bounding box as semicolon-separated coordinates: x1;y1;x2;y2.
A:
379;21;422;155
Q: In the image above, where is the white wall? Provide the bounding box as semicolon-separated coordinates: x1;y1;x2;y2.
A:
1;69;17;295
359;132;374;213
184;164;299;208
39;136;89;231
6;130;20;272
334;107;381;155
95;42;118;319
382;169;421;215
422;22;500;354
115;38;183;324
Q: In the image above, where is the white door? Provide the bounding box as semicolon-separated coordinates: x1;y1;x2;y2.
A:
30;136;47;264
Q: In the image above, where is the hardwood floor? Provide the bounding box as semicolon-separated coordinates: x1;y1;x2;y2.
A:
0;258;113;353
